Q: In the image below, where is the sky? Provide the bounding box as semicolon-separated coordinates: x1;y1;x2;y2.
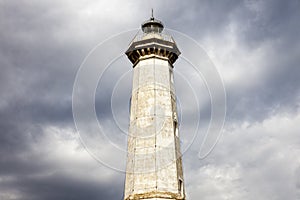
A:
1;0;300;199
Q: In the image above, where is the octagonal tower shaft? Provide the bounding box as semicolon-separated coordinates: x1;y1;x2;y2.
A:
124;16;185;200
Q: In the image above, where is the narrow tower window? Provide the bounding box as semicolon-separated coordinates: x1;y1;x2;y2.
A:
178;179;183;196
169;69;174;84
174;121;179;137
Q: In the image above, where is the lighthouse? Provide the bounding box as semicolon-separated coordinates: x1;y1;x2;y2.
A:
124;13;186;200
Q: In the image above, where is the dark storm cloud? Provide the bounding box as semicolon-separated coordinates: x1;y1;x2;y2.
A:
238;0;300;47
158;0;243;37
0;0;86;126
225;28;300;123
226;47;300;123
178;0;300;124
149;0;300;125
230;0;300;121
0;169;124;200
0;1;130;199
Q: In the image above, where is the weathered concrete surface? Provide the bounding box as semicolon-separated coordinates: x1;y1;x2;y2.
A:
124;56;185;200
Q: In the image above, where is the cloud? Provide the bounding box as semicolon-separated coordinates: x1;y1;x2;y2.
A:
0;0;300;199
0;125;125;200
185;112;300;199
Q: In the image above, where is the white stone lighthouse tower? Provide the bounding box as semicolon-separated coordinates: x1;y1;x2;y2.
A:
124;13;186;200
